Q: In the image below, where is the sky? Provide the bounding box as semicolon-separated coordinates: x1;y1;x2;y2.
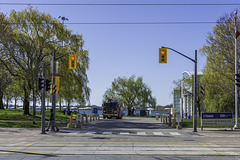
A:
1;0;240;106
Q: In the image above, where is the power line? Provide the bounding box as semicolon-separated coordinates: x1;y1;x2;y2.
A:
0;3;240;6
5;21;219;25
62;22;217;25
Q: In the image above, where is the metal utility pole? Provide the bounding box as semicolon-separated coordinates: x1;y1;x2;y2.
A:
41;63;46;134
234;10;239;129
193;50;197;132
162;46;198;132
52;50;57;131
51;49;74;131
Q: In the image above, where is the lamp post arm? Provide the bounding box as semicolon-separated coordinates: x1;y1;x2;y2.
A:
162;46;195;63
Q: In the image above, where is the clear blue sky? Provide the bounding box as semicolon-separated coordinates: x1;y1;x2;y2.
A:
1;0;239;106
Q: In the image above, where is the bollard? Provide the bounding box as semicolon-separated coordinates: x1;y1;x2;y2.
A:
67;113;75;128
75;114;82;128
90;115;92;122
172;114;176;128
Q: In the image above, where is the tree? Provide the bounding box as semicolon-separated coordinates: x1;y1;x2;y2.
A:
200;12;239;112
0;13;14;110
103;75;156;115
0;7;90;117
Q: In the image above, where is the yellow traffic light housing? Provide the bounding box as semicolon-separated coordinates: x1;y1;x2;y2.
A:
200;85;206;95
159;48;167;63
69;54;77;69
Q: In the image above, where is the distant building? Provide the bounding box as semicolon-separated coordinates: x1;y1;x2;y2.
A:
173;71;203;118
173;90;181;114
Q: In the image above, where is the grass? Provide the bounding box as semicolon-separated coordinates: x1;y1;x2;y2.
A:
0;109;74;128
0;120;67;128
0;109;71;121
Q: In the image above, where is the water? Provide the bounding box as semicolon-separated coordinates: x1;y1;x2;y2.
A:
78;109;164;116
27;108;166;116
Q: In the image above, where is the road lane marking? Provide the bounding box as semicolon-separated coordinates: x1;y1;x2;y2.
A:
2;141;39;154
85;132;96;134
120;132;129;135
68;132;79;135
137;132;146;135
169;132;181;136
103;132;112;135
153;132;164;135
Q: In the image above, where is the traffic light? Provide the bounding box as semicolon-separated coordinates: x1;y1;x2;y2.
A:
38;77;44;90
200;85;206;95
159;48;167;63
236;74;240;87
45;79;51;91
69;54;77;69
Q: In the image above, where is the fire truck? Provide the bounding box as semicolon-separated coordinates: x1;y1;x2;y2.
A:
102;98;124;119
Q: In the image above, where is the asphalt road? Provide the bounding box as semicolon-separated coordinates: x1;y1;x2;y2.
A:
0;117;240;160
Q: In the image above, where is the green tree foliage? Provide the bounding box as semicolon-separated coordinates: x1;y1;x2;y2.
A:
103;75;156;115
200;12;239;112
0;7;90;114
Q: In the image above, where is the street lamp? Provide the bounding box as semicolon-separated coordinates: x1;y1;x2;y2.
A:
58;16;69;24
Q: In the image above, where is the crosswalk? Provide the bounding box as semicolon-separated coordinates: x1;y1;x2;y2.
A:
60;131;183;136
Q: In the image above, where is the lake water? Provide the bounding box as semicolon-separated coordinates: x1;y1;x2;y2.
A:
29;108;166;116
78;109;165;116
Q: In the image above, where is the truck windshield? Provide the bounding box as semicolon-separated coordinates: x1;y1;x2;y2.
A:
104;103;117;108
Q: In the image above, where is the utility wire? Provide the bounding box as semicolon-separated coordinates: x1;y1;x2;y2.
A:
61;22;217;25
5;21;220;25
0;3;240;6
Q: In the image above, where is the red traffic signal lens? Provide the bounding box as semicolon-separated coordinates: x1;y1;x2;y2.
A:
161;50;165;55
71;56;75;61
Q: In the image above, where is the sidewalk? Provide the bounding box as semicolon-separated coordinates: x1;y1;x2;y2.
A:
182;127;240;143
0;128;48;145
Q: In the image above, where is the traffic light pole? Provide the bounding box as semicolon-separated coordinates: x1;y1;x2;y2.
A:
234;11;239;129
52;50;57;131
162;46;198;132
51;50;73;131
41;62;46;134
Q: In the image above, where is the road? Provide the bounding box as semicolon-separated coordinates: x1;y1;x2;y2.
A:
0;117;240;160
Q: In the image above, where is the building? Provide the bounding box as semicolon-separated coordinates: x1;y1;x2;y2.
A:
173;71;203;119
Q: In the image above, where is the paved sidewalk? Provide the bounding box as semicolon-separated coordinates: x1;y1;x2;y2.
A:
182;127;240;143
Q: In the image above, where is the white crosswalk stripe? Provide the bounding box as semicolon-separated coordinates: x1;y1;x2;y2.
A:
169;132;181;136
85;132;96;135
68;132;78;135
79;131;181;136
153;132;164;135
137;132;146;135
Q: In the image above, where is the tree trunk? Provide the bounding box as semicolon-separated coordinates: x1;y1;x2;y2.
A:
59;96;62;111
128;107;131;116
6;97;8;109
0;93;4;110
23;97;30;115
14;97;17;109
23;85;30;115
32;81;36;124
